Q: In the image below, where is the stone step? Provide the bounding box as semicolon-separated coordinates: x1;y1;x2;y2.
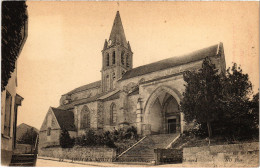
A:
117;133;179;162
9;162;34;166
10;154;36;166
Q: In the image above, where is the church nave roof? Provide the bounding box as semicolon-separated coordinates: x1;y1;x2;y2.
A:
120;43;223;81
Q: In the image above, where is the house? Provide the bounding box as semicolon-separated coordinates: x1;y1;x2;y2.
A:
1;1;28;165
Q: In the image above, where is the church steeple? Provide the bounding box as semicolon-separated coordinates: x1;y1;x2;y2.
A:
101;11;133;92
108;11;128;48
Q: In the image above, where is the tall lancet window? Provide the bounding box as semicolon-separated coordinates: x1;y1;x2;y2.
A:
126;54;130;68
105;75;110;91
106;53;110;66
110;103;117;124
112;51;116;64
121;50;125;65
80;106;90;129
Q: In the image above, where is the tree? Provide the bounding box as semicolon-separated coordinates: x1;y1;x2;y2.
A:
250;92;259;128
59;129;74;148
181;60;258;141
218;63;257;140
2;1;28;91
181;57;223;141
17;128;38;145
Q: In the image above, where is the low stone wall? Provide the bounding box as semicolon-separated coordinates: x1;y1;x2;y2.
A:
183;142;259;167
39;146;116;162
154;148;182;165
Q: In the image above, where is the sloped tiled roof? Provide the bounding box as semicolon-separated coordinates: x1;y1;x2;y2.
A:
59;91;114;110
101;91;120;101
51;107;76;131
64;80;101;95
120;44;220;81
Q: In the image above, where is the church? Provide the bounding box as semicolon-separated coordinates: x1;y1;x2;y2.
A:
39;11;226;148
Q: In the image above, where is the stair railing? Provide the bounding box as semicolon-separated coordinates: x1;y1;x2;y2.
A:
32;134;39;166
116;136;147;159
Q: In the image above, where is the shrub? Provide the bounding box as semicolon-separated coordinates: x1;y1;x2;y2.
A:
75;129;116;148
112;126;139;142
60;129;74;148
17;128;38;145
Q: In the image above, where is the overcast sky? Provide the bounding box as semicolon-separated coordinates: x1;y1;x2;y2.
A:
17;1;259;129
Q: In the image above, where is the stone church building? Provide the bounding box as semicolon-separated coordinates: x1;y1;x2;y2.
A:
39;11;226;147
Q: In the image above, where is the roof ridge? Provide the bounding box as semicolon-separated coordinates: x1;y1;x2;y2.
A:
132;43;220;70
63;80;101;96
120;43;222;81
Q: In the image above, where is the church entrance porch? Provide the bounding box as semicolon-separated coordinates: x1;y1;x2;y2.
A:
142;86;182;135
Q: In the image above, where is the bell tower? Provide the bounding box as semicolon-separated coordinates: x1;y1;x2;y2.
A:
101;11;133;92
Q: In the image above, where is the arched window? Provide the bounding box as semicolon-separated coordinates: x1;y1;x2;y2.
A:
80;106;90;129
126;54;130;68
110;103;117;124
112;51;116;64
106;53;109;66
121;50;125;65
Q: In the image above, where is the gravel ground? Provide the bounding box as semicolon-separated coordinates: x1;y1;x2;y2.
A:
36;157;183;167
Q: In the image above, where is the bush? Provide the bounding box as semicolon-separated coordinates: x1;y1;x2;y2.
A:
17;128;38;145
75;129;116;148
112;126;139;142
60;129;74;148
75;126;139;148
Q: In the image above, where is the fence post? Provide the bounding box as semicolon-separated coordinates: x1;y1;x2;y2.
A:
154;148;161;165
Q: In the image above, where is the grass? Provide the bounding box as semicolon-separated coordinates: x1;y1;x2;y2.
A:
171;133;259;149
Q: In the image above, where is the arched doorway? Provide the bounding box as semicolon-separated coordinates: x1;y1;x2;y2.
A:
143;86;182;135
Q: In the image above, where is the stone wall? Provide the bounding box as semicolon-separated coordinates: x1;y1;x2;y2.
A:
183;142;259;167
39;129;61;148
39;146;116;162
103;98;119;131
76;101;98;136
154;148;182;165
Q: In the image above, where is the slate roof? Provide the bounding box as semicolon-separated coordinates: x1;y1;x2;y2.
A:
109;11;128;48
120;43;220;81
64;80;101;95
51;107;76;131
101;91;120;101
59;91;115;110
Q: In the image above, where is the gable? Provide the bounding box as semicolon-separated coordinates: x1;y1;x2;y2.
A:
40;107;60;132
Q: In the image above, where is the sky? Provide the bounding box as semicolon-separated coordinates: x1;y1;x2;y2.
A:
17;1;259;130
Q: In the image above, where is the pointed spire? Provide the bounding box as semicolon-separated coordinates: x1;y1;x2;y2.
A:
109;11;127;48
127;41;132;52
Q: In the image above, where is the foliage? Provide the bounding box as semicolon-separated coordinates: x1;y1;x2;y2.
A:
17;128;38;145
181;59;259;141
114;126;139;141
2;1;28;91
250;92;259;128
75;126;139;148
59;129;74;148
75;128;116;148
181;57;223;138
216;63;257;140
